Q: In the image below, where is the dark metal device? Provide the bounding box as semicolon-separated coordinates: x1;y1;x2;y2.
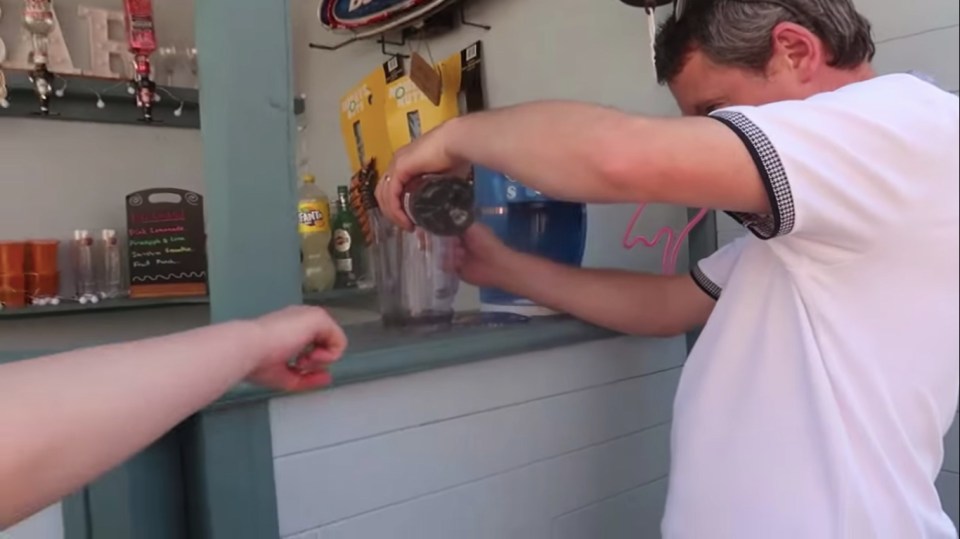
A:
619;0;673;7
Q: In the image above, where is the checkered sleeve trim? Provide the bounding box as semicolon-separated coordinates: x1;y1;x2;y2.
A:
710;110;796;239
690;264;722;301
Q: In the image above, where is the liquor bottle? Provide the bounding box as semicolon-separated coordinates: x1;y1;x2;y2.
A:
23;0;55;114
401;174;475;236
123;0;158;121
299;174;336;292
330;185;363;289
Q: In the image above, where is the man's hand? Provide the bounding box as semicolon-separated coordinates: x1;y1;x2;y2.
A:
248;306;348;391
377;101;769;221
450;224;522;288
375;119;470;231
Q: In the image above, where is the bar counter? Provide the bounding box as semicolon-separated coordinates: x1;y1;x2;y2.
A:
2;300;688;539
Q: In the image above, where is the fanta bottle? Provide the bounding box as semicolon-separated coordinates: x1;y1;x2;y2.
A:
298;174;336;292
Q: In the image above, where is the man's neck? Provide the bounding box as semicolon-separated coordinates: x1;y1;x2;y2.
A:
820;63;876;92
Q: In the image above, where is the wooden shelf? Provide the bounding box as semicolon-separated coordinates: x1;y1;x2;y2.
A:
0;70;305;128
0;287;375;320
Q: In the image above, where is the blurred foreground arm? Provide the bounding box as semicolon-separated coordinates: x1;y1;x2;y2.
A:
0;305;346;528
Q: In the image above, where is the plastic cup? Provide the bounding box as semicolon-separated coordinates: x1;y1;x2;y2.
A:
0;273;26;308
0;242;26;274
26;239;60;274
26;272;60;299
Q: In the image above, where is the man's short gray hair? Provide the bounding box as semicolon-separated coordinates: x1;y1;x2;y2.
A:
654;0;876;84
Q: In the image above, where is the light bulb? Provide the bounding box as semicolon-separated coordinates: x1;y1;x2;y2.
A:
154;94;161;103
127;85;135;95
0;98;8;109
174;106;183;117
96;98;105;109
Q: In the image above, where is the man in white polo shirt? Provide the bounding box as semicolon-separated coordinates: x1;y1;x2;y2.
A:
375;0;959;536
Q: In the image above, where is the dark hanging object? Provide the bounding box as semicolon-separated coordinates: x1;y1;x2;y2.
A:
401;174;475;236
619;0;673;7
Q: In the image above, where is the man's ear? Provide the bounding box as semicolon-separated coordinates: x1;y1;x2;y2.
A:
768;22;821;83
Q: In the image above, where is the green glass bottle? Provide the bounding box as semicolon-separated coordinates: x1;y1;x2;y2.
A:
330;185;363;289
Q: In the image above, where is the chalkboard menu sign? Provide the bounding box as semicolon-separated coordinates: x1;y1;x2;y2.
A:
126;188;208;298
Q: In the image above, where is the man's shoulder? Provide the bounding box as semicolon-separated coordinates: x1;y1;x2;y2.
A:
800;73;958;117
717;73;957;154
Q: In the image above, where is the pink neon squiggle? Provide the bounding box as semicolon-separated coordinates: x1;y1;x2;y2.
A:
622;204;709;274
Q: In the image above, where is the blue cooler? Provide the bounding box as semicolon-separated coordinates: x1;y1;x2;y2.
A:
473;166;587;316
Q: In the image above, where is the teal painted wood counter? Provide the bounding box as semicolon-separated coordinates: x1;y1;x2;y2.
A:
216;315;617;409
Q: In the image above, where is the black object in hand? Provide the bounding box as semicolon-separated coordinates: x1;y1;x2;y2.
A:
402;174;475;236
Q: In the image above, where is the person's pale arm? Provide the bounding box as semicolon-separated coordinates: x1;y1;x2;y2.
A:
0;306;345;528
495;251;715;337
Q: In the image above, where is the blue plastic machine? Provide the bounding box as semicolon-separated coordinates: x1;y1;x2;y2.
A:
473;166;587;316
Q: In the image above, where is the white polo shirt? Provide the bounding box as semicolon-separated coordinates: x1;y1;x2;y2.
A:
662;74;959;538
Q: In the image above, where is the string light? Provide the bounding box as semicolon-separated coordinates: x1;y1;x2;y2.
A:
54;75;68;97
157;86;184;117
35;77;186;118
73;80;124;111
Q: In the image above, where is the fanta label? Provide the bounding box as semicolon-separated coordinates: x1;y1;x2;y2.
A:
298;200;331;234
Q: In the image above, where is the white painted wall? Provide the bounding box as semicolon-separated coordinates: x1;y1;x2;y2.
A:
3;0;686;345
0;0;205;349
270;335;685;538
292;0;693;299
0;503;62;539
0;0;203;242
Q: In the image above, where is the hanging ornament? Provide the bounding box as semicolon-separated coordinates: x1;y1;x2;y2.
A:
4;1;80;74
123;0;158;122
23;0;56;114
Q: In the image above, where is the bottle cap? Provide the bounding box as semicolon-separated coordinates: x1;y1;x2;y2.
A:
101;229;117;241
302;174;316;184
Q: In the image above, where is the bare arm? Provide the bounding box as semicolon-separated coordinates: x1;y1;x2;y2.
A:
446;101;768;210
502;252;714;336
0;306;346;528
378;100;769;230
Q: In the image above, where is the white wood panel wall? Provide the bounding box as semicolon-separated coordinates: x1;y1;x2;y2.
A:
270;336;686;539
1;503;63;539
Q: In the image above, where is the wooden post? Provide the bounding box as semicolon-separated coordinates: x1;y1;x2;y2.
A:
196;0;302;321
183;0;301;537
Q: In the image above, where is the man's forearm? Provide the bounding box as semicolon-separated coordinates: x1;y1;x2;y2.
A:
442;101;637;203
0;321;264;526
496;253;713;337
438;101;769;215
